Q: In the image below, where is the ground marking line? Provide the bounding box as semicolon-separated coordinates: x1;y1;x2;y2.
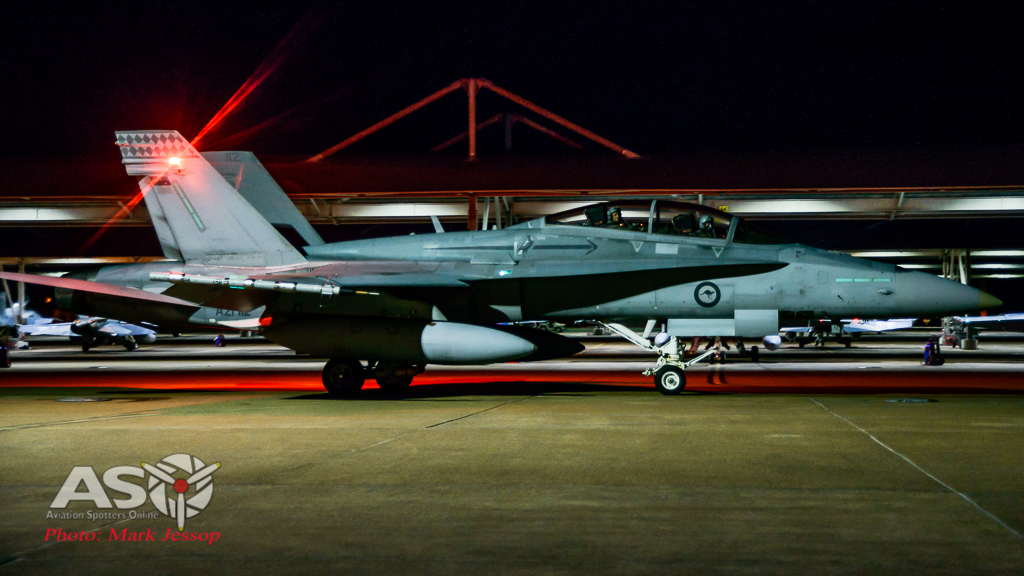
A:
344;396;539;454
809;397;1023;540
0;412;160;432
425;395;538;429
348;432;418;453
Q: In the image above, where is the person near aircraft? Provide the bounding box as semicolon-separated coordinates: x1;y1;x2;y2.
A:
0;322;12;368
607;207;624;228
696;215;716;238
923;335;945;366
607;207;643;231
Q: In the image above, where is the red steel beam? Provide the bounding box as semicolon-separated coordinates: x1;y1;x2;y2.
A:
307;80;468;163
432;113;582;152
10;185;1024;205
432;114;504;152
467;79;477;160
477;78;640;159
467;194;477;230
511;114;583;149
282;185;1024;199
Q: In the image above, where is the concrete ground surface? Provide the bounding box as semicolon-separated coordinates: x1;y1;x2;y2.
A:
2;335;1024;574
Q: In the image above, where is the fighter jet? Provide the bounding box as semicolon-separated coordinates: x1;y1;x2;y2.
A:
782;318;917;347
943;312;1024;348
0;130;1002;395
19;317;157;351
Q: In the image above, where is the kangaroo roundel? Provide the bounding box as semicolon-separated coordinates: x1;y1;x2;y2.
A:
694;281;721;307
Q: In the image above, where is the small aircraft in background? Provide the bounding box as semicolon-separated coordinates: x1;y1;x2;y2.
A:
18;317;157;352
782;318;916;347
4;293;157;352
3;298;53;350
943;313;1024;349
2;302;50;328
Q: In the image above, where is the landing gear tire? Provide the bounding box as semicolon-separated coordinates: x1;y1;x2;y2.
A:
654;365;686;395
750;345;759;363
375;362;414;394
322;358;366;397
377;374;413;394
124;337;137;352
82;343;91;353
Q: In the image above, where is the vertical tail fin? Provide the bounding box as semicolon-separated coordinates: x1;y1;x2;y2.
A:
203;151;324;247
116;131;306;267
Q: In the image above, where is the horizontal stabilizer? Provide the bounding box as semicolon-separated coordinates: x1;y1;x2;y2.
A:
0;271;198;310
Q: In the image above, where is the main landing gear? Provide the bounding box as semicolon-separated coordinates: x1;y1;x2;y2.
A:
599;322;720;396
322;359;425;397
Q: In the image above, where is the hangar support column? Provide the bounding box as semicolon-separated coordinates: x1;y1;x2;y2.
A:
467;79;477;161
468;195;477;231
16;260;25;324
941;249;971;285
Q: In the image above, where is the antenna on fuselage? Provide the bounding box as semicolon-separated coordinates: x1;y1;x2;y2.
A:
431;216;445;234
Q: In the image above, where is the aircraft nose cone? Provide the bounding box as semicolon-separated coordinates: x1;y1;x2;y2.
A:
896;272;996;316
978;291;1003;309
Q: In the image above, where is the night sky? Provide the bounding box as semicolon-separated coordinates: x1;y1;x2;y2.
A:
4;2;1024;160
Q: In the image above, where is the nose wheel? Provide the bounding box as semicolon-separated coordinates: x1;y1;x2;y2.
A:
654;366;686;395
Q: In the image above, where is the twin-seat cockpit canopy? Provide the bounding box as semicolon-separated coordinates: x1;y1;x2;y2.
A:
543;200;788;245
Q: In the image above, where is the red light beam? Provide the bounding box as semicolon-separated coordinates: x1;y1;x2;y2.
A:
79;174;162;254
191;2;329;150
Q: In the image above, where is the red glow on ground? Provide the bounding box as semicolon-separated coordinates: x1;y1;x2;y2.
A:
2;369;1023;396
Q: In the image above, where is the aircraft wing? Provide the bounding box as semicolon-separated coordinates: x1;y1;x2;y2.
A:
18;322;74;337
841;319;915;333
98;321;156;337
26;318;55;326
955;313;1024;329
0;272;200;310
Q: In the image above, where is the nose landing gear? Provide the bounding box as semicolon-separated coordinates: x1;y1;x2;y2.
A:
598;322;719;395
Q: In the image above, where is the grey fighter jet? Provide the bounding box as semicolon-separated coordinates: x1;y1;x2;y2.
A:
19;317;157;351
0;131;1001;395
